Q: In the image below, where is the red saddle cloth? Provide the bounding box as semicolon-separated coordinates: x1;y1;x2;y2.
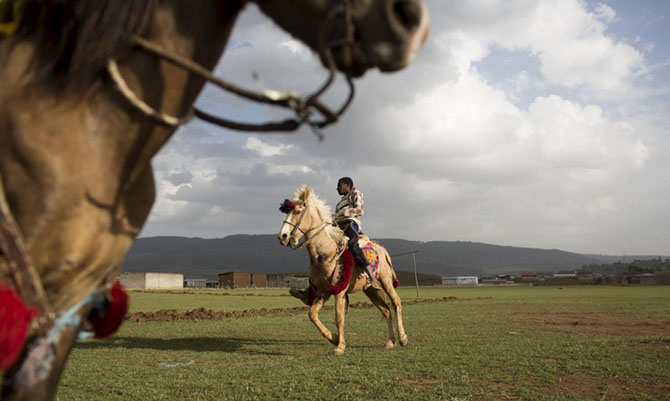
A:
328;250;354;295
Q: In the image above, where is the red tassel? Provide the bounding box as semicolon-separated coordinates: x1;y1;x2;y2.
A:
328;250;354;295
0;284;38;370
88;281;129;339
393;278;399;288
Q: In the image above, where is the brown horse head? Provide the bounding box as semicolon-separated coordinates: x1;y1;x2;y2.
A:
254;0;430;77
1;1;429;397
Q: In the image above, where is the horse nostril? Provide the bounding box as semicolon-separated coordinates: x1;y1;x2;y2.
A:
392;0;422;31
281;233;287;239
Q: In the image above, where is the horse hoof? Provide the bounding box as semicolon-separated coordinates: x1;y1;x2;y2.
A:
333;348;345;356
385;340;395;349
399;335;408;347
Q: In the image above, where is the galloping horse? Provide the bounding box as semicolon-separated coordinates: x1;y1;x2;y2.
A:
0;0;429;399
278;186;407;355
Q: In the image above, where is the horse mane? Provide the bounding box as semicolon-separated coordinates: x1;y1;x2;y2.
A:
295;185;345;244
5;0;157;91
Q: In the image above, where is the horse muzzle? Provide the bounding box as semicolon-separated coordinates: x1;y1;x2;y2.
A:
343;0;430;75
278;232;297;249
278;232;289;247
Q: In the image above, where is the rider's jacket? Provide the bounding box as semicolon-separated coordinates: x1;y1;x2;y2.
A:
333;188;364;228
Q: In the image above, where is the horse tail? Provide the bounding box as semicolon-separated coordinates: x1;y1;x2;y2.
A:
383;248;400;288
371;241;400;288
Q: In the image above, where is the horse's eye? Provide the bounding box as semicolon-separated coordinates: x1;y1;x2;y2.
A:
294;210;301;215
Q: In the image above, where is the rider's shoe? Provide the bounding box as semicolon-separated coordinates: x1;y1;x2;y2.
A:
289;287;310;305
367;278;382;290
361;264;382;290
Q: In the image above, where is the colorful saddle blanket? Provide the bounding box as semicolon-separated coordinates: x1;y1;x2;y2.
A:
330;239;381;292
358;237;380;278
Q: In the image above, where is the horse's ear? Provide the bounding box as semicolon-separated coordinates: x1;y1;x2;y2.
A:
301;186;310;201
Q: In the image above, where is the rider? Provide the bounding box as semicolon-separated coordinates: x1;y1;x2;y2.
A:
332;177;380;289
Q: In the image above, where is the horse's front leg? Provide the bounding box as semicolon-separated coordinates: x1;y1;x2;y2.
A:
333;293;347;355
308;297;336;345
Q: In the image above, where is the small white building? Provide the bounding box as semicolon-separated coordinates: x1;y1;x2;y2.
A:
441;276;479;286
119;272;183;289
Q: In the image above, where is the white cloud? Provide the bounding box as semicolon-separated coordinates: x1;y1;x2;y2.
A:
379;58;648;187
513;70;531;93
593;3;618;24
278;39;313;61
140;0;670;255
525;95;648;169
266;164;312;175
434;0;645;93
244;137;293;157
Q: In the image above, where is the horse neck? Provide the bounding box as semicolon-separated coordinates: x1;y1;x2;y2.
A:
141;1;245;113
109;0;246;214
303;208;341;277
119;0;244;143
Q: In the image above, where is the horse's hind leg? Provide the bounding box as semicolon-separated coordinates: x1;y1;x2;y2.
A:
364;287;396;349
381;282;408;346
308;297;337;345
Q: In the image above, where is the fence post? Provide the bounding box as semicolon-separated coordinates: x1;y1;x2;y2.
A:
412;252;419;298
389;250;420;299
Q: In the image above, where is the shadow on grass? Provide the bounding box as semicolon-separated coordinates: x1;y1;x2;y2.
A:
75;336;322;355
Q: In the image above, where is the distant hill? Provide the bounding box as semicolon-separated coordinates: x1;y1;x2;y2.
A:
122;235;656;280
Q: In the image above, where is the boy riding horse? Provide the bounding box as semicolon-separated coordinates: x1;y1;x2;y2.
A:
289;177;380;304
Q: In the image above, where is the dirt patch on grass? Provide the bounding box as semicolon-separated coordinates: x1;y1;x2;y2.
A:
127;296;463;322
620;338;670;352
538;373;670;400
399;377;444;387
518;313;670;337
127;306;305;322
480;374;669;401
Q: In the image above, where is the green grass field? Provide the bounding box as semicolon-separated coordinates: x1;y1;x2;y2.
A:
57;286;670;401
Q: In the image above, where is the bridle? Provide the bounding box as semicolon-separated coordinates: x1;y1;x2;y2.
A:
0;175;54;334
109;0;358;140
280;200;332;250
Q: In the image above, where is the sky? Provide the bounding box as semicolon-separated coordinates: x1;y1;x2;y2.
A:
140;0;670;257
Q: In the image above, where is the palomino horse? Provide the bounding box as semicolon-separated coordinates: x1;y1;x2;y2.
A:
0;0;429;399
278;186;407;355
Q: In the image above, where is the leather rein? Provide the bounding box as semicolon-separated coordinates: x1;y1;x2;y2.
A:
109;0;357;140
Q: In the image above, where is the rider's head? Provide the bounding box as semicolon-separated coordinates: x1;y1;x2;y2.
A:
337;177;354;195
